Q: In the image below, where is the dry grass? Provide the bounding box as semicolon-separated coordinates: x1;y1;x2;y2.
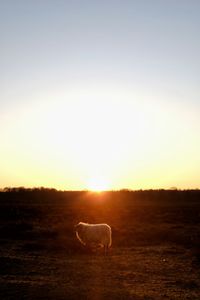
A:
0;190;200;299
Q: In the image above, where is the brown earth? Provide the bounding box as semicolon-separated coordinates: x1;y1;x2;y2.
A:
0;190;200;299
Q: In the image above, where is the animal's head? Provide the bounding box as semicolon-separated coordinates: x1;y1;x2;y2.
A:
74;222;87;234
74;223;80;230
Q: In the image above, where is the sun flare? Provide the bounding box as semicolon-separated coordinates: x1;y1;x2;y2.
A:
87;178;109;192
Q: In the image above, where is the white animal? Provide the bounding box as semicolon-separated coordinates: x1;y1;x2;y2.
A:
75;222;112;254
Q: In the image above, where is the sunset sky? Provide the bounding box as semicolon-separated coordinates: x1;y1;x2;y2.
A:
1;1;200;190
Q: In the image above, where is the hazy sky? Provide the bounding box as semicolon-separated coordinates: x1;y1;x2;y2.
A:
1;0;200;190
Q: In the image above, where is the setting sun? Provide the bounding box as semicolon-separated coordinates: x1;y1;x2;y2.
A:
0;1;200;191
87;177;109;192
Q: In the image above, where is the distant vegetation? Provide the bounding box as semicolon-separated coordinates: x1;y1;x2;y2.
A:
1;186;200;202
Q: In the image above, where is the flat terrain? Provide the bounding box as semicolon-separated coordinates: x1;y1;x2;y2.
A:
0;189;200;299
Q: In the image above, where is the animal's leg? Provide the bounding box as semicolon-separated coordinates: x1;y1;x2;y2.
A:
104;245;108;256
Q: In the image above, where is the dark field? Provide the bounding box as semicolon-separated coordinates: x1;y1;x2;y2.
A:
0;189;200;300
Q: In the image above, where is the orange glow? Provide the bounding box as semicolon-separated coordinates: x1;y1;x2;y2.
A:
87;177;109;192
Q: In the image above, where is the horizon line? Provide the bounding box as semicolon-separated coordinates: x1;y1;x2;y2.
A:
1;186;200;192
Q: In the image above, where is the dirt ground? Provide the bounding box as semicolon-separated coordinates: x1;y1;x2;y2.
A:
0;190;200;299
0;243;199;300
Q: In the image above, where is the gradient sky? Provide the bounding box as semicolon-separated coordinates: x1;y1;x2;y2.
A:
1;0;200;190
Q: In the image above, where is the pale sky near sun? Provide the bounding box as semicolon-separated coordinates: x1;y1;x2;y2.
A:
0;0;200;190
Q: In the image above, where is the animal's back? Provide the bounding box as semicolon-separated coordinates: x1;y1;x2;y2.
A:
89;223;112;247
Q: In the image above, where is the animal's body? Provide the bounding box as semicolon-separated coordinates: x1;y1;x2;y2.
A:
75;222;112;254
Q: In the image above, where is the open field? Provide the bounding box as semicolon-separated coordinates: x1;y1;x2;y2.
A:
0;189;200;299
